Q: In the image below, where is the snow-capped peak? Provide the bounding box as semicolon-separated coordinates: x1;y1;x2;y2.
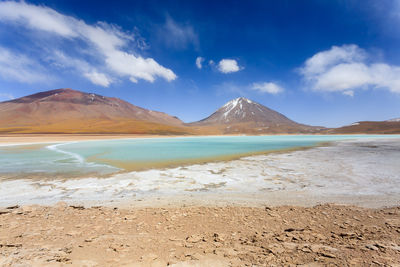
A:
223;97;252;108
387;118;400;122
221;97;256;119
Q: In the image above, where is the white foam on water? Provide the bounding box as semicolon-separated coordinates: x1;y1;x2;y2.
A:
45;142;119;172
46;142;85;164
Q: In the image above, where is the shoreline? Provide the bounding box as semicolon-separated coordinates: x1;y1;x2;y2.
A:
1;138;400;209
2;133;399;147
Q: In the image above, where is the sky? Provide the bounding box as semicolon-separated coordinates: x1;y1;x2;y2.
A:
0;0;400;127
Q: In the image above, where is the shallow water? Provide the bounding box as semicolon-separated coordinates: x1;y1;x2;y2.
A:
0;135;399;179
0;137;399;207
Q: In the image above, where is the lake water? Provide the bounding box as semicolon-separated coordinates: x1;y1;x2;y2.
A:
0;135;399;179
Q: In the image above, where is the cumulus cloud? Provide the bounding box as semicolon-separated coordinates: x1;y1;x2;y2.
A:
218;59;241;73
251;82;284;94
300;44;400;95
0;1;177;86
195;57;204;69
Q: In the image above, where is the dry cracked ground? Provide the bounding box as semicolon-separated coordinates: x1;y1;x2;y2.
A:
0;203;400;266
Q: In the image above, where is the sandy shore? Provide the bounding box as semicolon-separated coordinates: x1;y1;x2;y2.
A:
1;203;399;266
0;134;190;146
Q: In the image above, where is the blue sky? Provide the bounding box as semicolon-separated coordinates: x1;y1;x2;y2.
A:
0;0;400;127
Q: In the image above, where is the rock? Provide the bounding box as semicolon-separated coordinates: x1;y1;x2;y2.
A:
69;205;85;210
338;232;357;238
267;244;285;255
389;245;400;252
213;233;225;243
281;242;297;251
373;242;386;249
319;252;336;258
66;230;81;237
310;244;338;254
365;244;379;251
0;243;22;248
0;209;11;215
186;234;203;243
21;205;38;213
372;260;384;266
60;246;72;254
284;228;304;232
124;215;137;220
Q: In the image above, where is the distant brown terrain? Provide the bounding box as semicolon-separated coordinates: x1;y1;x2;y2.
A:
327;121;400;134
0;88;399;135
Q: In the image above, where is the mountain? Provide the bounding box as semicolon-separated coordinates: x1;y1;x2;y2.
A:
190;97;323;134
328;120;400;134
2;89;397;135
0;88;190;134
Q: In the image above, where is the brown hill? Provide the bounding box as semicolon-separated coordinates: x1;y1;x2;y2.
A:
0;88;191;134
190;97;323;134
327;120;400;134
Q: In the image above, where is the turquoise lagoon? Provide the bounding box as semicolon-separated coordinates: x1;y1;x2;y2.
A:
0;135;398;178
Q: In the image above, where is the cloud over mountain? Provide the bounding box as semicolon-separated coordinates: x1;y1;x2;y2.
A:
251;82;284;94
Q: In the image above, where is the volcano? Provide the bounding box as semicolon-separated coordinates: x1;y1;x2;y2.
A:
190;97;323;134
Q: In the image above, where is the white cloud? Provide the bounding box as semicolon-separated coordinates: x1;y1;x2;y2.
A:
218;59;241;73
0;92;15;101
0;46;48;83
251;82;284;94
0;1;77;38
209;60;215;66
83;72;111;87
301;45;366;76
105;51;176;82
196;57;204;69
0;1;177;86
300;44;400;94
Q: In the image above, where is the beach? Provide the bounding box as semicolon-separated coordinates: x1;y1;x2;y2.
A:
1;135;400;266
